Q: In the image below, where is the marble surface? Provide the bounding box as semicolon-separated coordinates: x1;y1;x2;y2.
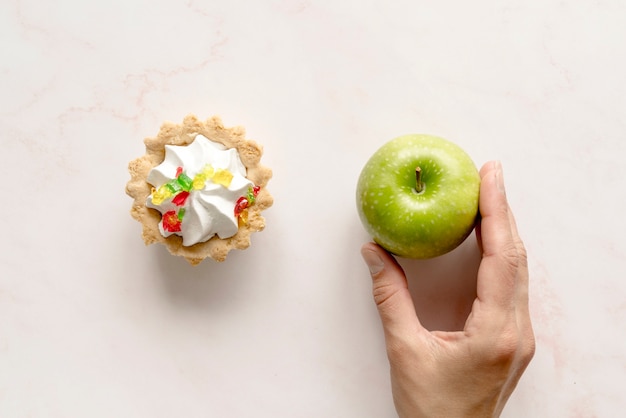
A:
2;0;625;416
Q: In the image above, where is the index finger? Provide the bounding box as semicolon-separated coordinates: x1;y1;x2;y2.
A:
475;161;518;309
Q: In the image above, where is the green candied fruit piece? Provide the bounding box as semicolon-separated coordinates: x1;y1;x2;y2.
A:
247;187;256;203
177;208;186;220
176;173;193;191
166;180;183;194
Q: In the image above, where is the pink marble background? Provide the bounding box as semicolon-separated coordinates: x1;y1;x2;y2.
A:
1;0;625;416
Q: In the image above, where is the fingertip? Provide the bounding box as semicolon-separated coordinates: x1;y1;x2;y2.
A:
361;242;385;276
360;241;381;254
480;161;506;195
479;160;499;178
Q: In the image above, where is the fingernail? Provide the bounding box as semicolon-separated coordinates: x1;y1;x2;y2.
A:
361;248;385;275
495;160;506;195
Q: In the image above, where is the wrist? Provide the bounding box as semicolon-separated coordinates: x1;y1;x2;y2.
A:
395;394;500;418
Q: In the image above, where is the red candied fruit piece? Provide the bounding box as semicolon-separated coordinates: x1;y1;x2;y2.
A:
162;210;182;232
234;196;249;217
172;191;190;207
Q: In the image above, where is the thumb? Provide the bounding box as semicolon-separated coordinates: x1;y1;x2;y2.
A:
361;243;422;340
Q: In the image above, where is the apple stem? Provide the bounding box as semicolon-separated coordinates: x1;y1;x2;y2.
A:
415;167;424;193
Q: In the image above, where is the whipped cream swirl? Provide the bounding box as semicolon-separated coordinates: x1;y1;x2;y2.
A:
146;135;253;246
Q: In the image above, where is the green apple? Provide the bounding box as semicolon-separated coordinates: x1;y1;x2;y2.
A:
356;134;480;259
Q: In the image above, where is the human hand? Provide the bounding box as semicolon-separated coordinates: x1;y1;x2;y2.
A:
361;161;535;418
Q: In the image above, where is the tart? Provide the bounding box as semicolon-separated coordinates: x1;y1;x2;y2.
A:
126;115;273;265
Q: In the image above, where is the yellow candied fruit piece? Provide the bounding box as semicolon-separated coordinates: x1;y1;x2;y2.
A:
151;185;173;205
212;169;233;187
192;174;207;190
238;209;249;226
192;165;215;190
